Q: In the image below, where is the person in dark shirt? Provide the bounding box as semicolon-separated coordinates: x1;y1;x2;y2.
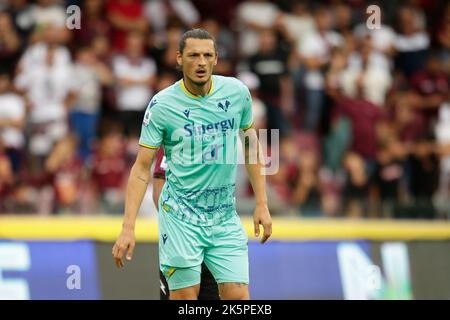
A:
248;28;293;138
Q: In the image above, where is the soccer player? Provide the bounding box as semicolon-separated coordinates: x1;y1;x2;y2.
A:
112;28;272;300
153;147;219;300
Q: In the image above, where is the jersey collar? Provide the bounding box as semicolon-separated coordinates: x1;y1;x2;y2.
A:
180;76;215;99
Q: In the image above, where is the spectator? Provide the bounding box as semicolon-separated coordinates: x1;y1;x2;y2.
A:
14;23;73;172
332;77;386;171
0;72;26;174
113;31;157;140
297;6;344;131
75;0;111;46
91;34;113;64
392;93;427;144
106;0;148;52
149;24;183;76
247;28;293;138
89;122;127;214
30;0;66;29
374;125;407;218
402;134;439;219
145;0;200;46
340;35;392;107
236;0;280;57
333;3;354;37
201;19;235;76
235;71;267;205
291;149;322;216
0;11;22;74
0;139;15;212
45;134;83;214
5;0;36;41
274;0;316;47
435;102;450;217
353;10;396;57
410;52;449;124
394;6;430;77
435;2;450;71
69;46;113;162
342;152;369;218
237;71;267;131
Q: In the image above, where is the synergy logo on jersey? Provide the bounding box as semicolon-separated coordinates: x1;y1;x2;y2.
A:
184;118;235;137
217;100;231;112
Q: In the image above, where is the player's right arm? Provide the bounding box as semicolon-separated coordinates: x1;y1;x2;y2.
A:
112;145;158;268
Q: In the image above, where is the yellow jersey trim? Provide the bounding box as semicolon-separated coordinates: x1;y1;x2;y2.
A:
241;121;254;131
180;77;215;99
139;142;159;149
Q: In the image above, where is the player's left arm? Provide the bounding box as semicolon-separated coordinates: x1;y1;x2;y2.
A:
242;128;272;244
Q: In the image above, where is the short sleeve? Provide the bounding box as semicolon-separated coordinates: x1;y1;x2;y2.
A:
139;98;165;149
240;84;254;130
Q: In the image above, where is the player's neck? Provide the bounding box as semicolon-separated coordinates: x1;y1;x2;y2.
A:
183;77;212;97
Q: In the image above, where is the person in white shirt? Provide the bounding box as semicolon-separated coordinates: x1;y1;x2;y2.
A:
14;24;73;169
340;35;392;107
236;0;280;57
274;0;316;47
113;31;157;138
0;72;26;173
70;46;113;162
297;6;344;130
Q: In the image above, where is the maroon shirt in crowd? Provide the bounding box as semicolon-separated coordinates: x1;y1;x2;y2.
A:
334;97;386;160
106;0;145;51
91;146;127;191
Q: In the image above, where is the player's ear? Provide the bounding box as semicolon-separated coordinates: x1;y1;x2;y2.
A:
176;51;183;68
214;52;218;66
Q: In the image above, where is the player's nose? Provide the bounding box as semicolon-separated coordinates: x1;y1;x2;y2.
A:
198;55;207;66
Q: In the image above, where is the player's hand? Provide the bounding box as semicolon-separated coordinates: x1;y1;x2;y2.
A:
112;226;136;268
253;204;272;244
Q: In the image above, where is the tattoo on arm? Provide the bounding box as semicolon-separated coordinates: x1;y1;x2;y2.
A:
136;176;149;184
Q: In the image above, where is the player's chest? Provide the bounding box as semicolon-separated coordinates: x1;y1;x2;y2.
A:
166;95;242;134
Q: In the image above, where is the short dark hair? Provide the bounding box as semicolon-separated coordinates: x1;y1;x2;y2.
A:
179;28;217;54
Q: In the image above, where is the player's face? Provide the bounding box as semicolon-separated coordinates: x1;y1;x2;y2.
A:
177;38;218;86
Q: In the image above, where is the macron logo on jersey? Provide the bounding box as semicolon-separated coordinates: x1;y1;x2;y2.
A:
162;234;168;244
149;99;158;109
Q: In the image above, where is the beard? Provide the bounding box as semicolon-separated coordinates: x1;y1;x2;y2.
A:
190;76;210;87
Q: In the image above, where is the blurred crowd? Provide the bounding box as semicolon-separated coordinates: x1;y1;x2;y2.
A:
0;0;449;219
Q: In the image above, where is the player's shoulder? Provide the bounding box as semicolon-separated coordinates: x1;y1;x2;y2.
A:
146;80;181;110
214;75;248;93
